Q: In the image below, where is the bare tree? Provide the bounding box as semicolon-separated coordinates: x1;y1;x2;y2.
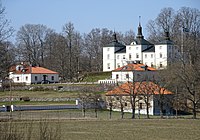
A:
0;3;14;42
0;3;14;82
139;81;154;119
172;62;200;119
0;42;15;80
16;24;53;66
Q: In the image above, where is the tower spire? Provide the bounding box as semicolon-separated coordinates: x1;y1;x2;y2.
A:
137;16;144;39
139;16;141;26
112;31;118;42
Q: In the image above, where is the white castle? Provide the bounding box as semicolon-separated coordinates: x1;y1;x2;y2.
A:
103;23;179;72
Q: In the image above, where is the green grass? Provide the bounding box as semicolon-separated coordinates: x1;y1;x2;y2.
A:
0;90;82;98
59;119;200;140
1;117;200;140
82;72;111;82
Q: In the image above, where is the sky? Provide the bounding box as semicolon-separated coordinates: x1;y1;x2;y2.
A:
2;0;200;43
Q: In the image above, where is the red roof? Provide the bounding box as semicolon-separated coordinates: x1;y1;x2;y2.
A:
113;63;156;72
106;82;172;96
10;65;58;74
31;67;58;74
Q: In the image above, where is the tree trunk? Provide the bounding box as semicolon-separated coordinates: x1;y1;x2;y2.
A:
192;102;197;119
146;104;150;119
109;105;112;119
120;103;124;119
130;96;135;119
146;97;150;119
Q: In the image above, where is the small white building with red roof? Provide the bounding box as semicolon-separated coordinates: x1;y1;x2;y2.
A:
9;63;59;85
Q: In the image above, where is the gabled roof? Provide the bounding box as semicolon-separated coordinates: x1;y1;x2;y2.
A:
115;47;126;53
142;45;155;52
31;67;58;74
10;65;58;74
112;63;156;72
104;32;126;48
106;82;172;96
106;41;126;48
135;38;153;45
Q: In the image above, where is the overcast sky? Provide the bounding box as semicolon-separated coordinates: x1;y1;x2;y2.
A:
2;0;200;42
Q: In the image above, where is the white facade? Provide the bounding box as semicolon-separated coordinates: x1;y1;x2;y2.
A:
9;73;59;85
112;71;156;83
103;26;179;71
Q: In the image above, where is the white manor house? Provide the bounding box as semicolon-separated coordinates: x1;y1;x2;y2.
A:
103;23;179;71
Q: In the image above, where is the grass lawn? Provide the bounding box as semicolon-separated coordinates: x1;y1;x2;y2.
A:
0;90;82;98
59;119;200;140
82;72;111;82
1;117;199;140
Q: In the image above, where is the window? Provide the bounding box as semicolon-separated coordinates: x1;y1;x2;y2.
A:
26;76;28;81
107;48;110;51
145;54;147;58
125;102;128;106
35;76;38;81
107;54;110;59
160;53;162;58
151;54;153;58
51;76;54;81
136;53;139;58
116;74;119;79
123;55;125;59
126;74;129;79
151;62;154;67
139;103;143;109
129;53;131;60
117;55;120;59
136;47;138;50
129;47;131;50
117;63;120;68
137;74;141;79
160;62;163;68
159;46;162;49
107;63;110;69
17;77;19;81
